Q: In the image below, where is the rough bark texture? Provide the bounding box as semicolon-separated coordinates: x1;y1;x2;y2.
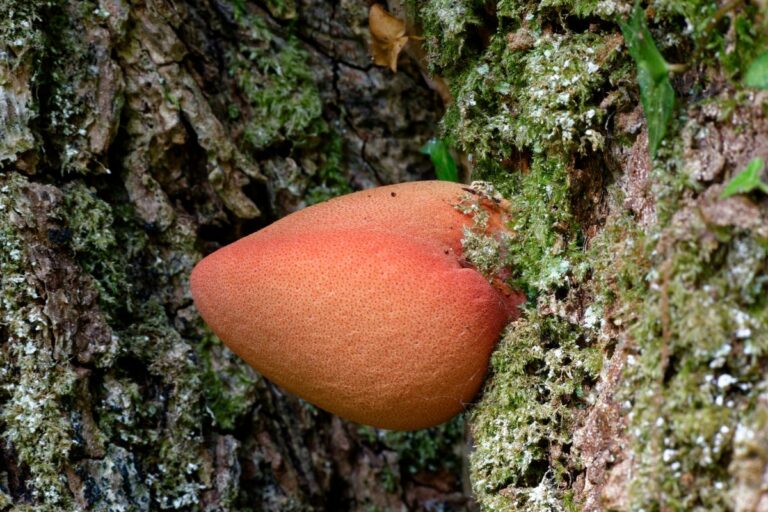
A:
410;1;768;511
0;1;468;511
2;0;768;511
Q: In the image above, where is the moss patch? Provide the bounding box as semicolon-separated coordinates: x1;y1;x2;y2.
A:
228;1;324;152
359;416;466;477
416;0;768;509
470;312;601;509
624;221;768;509
196;332;259;431
60;181;139;323
0;174;76;509
304;132;353;205
444;30;619;159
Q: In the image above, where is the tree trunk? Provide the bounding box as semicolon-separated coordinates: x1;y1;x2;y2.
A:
0;1;467;510
2;0;768;511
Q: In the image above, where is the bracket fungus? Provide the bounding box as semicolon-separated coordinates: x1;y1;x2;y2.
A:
191;181;523;430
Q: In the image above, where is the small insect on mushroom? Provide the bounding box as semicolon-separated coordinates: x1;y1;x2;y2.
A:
191;181;523;430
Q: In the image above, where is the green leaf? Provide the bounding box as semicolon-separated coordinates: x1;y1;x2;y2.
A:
720;158;768;199
420;138;459;182
744;51;768;89
620;3;675;159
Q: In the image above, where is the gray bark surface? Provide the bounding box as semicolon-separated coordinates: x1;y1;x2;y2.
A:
0;0;468;510
4;0;768;511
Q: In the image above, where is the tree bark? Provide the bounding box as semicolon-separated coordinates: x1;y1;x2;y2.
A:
0;1;467;510
3;0;768;511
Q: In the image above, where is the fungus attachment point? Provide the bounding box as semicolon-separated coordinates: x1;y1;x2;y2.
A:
191;181;523;430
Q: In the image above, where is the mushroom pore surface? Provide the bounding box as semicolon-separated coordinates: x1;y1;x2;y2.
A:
191;181;522;430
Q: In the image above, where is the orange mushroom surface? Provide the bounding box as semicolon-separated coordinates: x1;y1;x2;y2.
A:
191;181;523;430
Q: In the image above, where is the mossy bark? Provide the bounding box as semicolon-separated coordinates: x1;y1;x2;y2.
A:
0;1;466;510
409;0;768;510
4;0;768;511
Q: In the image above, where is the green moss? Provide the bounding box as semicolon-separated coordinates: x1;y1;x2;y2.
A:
642;1;768;92
623;222;768;509
471;312;601;509
461;226;506;278
454;184;513;280
475;157;581;295
420;0;483;70
228;2;323;152
420;0;768;164
0;174;76;510
59;181;139;324
445;30;618;159
416;0;768;509
418;1;625;159
196;332;259;431
358;415;466;476
107;304;208;510
494;0;627;20
305;132;353;205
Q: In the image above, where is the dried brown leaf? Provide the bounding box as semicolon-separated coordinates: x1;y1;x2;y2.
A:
368;4;410;72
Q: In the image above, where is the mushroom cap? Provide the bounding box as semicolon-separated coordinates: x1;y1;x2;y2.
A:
191;181;521;430
256;180;510;254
